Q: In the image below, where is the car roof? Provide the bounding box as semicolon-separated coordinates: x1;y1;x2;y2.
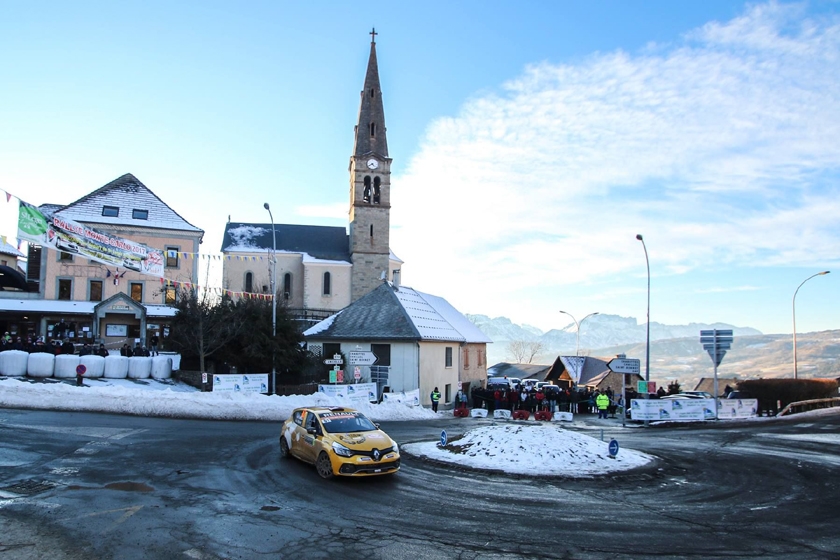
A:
297;406;358;414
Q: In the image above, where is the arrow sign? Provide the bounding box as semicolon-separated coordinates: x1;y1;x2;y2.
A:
348;351;377;366
607;357;640;374
324;359;343;365
700;329;733;337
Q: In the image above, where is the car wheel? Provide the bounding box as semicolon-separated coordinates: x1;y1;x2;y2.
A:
279;436;290;459
316;451;334;479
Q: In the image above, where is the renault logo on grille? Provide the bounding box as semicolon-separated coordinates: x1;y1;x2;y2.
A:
373;449;381;461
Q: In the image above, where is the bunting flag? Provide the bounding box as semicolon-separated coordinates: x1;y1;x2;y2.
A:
5;191;11;203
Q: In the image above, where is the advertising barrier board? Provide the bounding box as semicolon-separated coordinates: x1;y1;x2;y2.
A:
212;374;268;394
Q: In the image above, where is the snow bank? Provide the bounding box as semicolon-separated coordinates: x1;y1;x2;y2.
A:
403;424;655;477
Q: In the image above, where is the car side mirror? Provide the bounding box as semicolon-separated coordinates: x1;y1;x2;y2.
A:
374;423;380;429
307;427;317;435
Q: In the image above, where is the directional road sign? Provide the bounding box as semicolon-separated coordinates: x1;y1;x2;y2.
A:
348;351;377;366
324;359;343;365
608;439;620;457
607;357;641;374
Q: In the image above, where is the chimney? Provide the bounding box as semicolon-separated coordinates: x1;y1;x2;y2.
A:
392;269;400;288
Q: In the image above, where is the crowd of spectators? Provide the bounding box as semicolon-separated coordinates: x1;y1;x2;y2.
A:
471;383;628;416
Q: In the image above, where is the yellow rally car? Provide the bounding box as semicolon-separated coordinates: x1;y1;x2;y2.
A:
279;406;400;479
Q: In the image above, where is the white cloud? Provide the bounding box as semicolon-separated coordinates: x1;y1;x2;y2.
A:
392;2;840;329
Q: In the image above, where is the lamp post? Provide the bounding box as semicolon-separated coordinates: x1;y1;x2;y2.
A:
792;271;830;379
636;234;650;397
558;310;599;357
263;203;277;395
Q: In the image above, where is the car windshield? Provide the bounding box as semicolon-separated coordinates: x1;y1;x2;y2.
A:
318;412;377;433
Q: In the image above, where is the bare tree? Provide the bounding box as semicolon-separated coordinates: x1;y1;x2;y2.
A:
507;340;544;364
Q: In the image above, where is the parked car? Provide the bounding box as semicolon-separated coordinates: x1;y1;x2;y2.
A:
279;406;400;479
682;391;713;399
726;391;751;399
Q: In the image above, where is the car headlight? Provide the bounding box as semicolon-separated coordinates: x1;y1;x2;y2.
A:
392;441;399;454
331;442;353;457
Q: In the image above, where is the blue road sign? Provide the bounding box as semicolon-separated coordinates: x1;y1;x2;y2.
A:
440;430;448;447
608;439;620;457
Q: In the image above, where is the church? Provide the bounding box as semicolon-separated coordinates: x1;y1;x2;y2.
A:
220;30;402;323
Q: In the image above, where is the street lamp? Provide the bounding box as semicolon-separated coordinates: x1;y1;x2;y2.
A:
558;310;599;357
264;202;277;395
636;234;650;395
792;270;830;379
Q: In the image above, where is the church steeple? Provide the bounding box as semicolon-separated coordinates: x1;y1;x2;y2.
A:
353;28;389;159
348;29;392;303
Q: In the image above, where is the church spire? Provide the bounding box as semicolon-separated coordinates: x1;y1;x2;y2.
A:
353;28;389;158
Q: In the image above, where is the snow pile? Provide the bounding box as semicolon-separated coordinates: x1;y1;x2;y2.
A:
0;378;438;422
403;423;654;477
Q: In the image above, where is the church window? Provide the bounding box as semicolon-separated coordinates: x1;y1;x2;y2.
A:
370;122;376;137
373;177;381;204
245;272;253;293
283;273;291;299
370;224;373;237
323;272;331;296
370;88;375;98
363;176;371;203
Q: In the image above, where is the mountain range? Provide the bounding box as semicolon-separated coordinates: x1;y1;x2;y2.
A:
466;314;839;387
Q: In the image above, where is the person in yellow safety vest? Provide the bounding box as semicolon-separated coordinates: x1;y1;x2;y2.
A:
596;391;610;419
430;387;441;413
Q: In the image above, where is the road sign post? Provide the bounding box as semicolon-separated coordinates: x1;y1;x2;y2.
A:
608;357;640;428
348;351;377;366
700;329;733;420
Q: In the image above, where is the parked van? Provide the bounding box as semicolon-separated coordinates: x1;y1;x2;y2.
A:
487;376;520;389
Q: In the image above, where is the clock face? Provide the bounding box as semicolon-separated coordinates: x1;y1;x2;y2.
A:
366;158;379;170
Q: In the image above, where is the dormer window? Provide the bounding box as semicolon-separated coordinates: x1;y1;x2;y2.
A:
102;206;119;217
132;209;148;220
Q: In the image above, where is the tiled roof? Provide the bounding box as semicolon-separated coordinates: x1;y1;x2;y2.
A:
488;363;551;380
304;283;488;344
221;222;351;262
53;174;203;235
694;377;740;396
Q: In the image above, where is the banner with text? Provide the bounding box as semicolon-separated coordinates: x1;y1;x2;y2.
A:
380;389;421;407
318;382;379;404
212;374;269;394
17;202;165;277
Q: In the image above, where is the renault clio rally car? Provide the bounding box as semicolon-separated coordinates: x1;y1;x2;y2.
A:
279;406;400;479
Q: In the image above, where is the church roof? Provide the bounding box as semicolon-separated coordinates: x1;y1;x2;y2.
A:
50;174;203;236
221;222;351;262
303;282;492;343
353;31;389;159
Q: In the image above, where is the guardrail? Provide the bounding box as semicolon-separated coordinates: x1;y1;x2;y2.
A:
777;397;840;417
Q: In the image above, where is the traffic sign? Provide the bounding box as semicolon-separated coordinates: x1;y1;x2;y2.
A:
607;357;640;374
608;439;620;457
324;359;343;365
76;364;87;375
700;329;732;337
348;351;377;366
354;366;361;380
440;430;447;447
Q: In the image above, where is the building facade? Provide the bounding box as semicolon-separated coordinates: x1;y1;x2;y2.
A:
0;174;203;349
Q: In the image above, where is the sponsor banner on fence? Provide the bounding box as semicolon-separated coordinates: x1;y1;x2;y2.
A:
380;389;421;407
718;399;758;419
631;398;756;421
17;201;165;277
318;382;379;403
212;374;268;394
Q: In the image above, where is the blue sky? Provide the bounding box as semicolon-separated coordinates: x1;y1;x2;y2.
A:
1;1;838;336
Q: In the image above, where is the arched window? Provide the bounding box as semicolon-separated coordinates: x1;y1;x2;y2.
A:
323;272;331;296
373;177;381;204
283;273;291;299
363;176;371;203
370;122;376;137
245;272;253;293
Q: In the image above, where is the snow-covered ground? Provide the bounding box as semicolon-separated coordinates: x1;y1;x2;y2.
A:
0;376;655;476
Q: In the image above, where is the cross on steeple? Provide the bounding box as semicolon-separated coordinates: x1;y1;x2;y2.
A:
370;27;377;44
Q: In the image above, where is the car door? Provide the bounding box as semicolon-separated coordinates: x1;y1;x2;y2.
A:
296;410;321;464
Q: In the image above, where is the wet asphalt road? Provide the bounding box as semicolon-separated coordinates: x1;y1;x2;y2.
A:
1;408;839;559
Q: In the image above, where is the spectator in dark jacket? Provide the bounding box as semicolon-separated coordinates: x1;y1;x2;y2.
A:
61;339;76;355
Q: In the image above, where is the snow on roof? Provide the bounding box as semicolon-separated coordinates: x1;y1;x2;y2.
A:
0;239;24;258
415;290;493;344
55;174;203;234
393;286;465;342
301;253;352;266
225;225;269;250
0;299;177;317
389;248;403;264
303;311;342;337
